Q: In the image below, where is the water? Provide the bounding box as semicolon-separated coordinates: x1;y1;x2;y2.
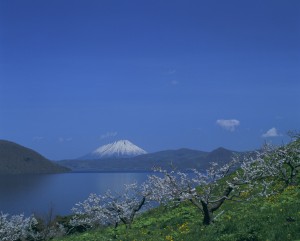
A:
0;172;150;216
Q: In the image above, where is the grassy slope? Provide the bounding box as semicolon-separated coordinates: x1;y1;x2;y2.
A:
56;184;300;241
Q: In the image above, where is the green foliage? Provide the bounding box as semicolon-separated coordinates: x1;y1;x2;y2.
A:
55;185;300;241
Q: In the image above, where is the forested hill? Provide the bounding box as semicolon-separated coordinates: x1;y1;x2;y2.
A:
0;140;70;174
59;147;244;172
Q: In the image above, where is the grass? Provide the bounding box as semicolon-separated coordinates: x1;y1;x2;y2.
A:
55;184;300;241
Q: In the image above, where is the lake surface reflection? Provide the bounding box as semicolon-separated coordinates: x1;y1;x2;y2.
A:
0;172;149;216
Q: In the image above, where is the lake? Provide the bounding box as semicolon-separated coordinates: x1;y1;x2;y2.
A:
0;172;150;217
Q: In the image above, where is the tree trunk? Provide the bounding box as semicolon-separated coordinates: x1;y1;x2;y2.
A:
114;222;118;229
199;186;233;226
210;186;233;213
201;200;213;225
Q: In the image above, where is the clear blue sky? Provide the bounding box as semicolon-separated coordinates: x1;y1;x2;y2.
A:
0;0;299;160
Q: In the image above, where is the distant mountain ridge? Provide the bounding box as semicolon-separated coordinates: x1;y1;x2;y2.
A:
0;140;70;174
59;146;242;172
81;140;147;159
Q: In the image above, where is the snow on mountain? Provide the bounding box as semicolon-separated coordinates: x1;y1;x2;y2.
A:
83;140;147;159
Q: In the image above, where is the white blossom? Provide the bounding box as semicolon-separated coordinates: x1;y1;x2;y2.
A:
147;140;300;225
0;212;38;241
70;181;151;229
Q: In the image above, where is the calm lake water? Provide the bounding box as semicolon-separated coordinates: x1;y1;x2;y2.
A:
0;172;149;216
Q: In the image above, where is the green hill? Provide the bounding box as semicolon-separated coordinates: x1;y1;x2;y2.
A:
55;184;300;241
0;140;70;174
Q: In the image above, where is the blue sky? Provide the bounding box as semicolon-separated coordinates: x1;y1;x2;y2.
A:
0;0;299;160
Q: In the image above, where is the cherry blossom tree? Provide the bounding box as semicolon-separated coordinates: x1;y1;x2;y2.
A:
262;134;300;186
148;152;277;225
71;182;151;230
70;193;118;231
0;212;38;241
103;182;151;229
237;133;300;190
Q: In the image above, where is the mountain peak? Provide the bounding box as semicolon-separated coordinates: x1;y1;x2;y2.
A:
83;140;147;159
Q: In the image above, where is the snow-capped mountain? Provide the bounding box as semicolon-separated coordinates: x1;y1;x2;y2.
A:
81;140;147;159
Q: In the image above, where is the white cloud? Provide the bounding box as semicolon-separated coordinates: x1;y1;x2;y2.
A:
262;128;280;138
216;119;240;131
100;131;118;139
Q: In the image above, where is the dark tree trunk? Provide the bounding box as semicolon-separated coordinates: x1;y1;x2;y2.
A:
201;200;213;225
210;186;233;213
120;217;132;229
120;196;146;229
192;186;234;226
114;222;118;229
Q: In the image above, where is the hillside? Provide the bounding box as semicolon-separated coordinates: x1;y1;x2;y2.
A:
59;147;240;172
55;185;300;241
0;140;70;174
